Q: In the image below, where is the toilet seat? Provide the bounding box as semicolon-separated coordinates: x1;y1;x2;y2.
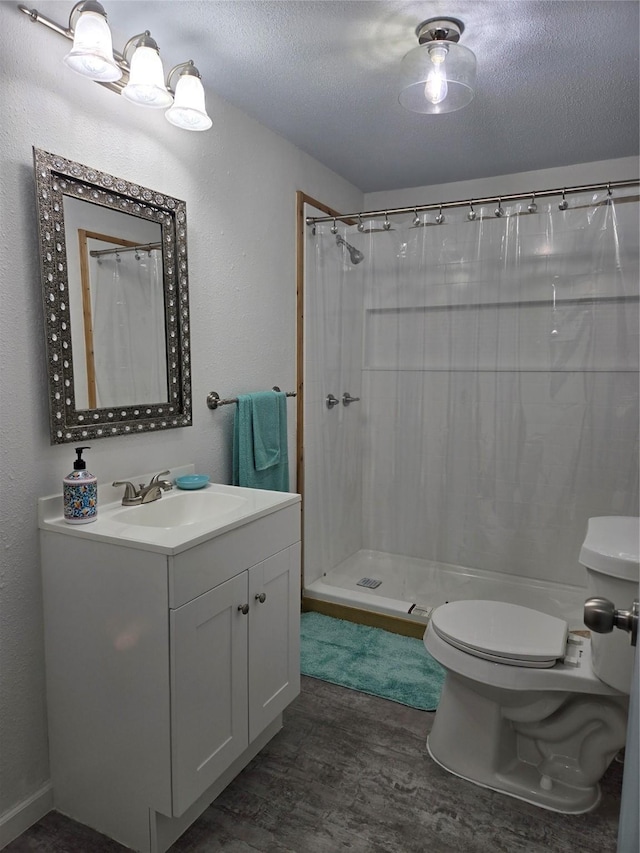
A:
430;600;569;668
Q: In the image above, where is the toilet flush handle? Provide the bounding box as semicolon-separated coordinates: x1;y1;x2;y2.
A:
583;597;638;647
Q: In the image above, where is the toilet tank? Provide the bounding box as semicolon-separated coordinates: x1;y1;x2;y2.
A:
579;516;639;694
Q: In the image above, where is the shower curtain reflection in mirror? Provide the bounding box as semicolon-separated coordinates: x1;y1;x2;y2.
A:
79;231;168;409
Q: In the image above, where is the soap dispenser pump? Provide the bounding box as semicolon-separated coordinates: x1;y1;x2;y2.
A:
63;446;98;524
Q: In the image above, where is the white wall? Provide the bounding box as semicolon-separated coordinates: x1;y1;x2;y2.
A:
0;5;363;838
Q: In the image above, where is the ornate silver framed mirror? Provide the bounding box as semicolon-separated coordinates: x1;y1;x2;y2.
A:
33;148;192;444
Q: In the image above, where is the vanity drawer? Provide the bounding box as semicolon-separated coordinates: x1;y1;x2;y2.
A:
168;504;300;608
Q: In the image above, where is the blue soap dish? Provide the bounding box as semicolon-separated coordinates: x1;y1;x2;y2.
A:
175;474;210;491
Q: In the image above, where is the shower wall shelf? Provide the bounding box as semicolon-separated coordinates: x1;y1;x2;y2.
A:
207;387;297;410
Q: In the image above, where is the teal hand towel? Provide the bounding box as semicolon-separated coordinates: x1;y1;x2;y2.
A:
232;391;290;491
251;391;281;470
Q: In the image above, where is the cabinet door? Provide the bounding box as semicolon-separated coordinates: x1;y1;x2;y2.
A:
170;571;249;816
248;543;301;741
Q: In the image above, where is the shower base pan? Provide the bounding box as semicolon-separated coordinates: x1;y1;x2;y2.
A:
304;550;587;629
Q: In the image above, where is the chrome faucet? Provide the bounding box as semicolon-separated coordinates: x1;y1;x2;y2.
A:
113;470;173;506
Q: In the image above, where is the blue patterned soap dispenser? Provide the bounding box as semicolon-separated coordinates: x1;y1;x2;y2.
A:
63;446;98;524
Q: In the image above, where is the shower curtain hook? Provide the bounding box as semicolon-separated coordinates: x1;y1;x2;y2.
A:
558;189;569;211
467;200;477;221
413;208;421;227
330;218;338;235
115;251;121;262
528;193;538;214
607;182;613;199
357;214;365;233
383;212;391;231
494;198;504;218
435;205;445;225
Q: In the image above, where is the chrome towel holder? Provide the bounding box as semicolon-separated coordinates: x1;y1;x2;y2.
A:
207;386;297;411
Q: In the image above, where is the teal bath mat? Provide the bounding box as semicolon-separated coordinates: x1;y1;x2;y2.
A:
300;612;445;711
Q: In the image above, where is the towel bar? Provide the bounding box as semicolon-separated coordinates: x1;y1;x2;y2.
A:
207;386;297;410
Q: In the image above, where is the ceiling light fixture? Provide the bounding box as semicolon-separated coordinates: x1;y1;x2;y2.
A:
399;17;476;114
18;2;212;131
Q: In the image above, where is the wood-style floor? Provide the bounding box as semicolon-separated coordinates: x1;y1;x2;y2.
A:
6;676;622;852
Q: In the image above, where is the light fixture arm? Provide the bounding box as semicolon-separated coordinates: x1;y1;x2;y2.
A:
18;3;76;40
68;0;107;31
122;30;159;63
166;59;201;93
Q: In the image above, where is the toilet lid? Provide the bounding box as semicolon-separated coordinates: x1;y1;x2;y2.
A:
430;600;569;665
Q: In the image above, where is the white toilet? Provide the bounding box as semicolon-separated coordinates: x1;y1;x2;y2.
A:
423;516;639;813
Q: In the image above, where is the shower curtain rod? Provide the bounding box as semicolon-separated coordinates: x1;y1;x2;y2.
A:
305;178;639;226
89;242;162;258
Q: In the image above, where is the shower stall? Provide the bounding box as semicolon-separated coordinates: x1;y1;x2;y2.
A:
300;184;639;634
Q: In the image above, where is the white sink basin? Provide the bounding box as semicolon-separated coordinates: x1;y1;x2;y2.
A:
112;491;248;528
39;475;300;554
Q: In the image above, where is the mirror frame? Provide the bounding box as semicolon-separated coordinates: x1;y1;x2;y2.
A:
33;148;192;444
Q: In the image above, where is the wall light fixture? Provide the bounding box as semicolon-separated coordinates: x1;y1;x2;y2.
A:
18;1;213;131
399;17;476;114
122;31;173;109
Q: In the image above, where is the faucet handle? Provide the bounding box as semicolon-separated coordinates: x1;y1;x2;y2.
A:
149;470;173;492
112;481;140;503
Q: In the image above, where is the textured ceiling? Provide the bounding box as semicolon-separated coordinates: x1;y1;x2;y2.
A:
29;1;640;192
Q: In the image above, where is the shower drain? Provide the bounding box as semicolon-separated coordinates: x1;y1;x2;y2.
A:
356;577;382;589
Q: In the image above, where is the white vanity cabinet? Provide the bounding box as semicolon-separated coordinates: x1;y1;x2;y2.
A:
39;490;301;853
170;546;300;816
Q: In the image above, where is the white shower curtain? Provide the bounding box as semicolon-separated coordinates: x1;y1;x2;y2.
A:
305;190;639;592
91;249;167;408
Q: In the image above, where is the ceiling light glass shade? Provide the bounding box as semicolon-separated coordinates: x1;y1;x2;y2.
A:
165;73;212;131
63;9;122;82
399;40;476;114
122;46;173;108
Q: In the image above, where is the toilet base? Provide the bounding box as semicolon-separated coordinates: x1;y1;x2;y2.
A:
426;669;626;814
427;737;601;814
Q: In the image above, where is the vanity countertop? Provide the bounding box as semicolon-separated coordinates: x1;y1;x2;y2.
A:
39;479;300;556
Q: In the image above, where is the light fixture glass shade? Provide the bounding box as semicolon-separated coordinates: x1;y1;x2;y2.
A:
165;74;212;131
122;46;173;108
63;10;122;82
399;40;476;114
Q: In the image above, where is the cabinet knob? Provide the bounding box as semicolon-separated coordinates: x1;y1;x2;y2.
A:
255;592;267;603
237;603;249;615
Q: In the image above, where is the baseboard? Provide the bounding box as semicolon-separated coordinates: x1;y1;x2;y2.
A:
302;596;426;638
0;782;53;850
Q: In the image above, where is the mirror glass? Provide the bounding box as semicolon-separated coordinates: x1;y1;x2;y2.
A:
33;148;192;444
